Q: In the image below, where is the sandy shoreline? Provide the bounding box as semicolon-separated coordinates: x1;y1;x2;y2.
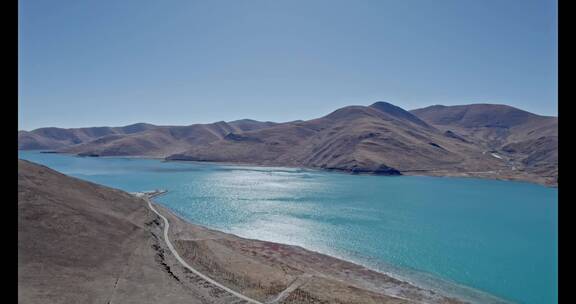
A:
139;190;511;304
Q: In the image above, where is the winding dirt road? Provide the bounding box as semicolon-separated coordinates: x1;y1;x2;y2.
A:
138;191;264;304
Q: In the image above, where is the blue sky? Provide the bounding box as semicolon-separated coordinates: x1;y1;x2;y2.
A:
18;0;557;130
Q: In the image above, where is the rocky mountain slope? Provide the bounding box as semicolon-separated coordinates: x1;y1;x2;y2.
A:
168;102;504;175
18;102;557;185
19;120;277;157
18;123;157;150
18;159;207;303
411;104;558;184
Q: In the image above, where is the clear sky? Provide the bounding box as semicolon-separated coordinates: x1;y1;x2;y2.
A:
18;0;557;130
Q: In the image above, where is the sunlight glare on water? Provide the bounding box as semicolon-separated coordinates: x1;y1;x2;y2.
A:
19;151;557;304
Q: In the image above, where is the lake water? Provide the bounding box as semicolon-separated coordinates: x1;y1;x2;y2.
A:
18;151;558;304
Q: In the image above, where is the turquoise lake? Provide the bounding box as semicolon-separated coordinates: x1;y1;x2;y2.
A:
19;151;558;304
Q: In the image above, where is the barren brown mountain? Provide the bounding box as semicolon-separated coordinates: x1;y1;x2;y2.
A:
168;102;500;174
18;159;467;304
18;120;276;156
18;123;157;150
410;104;558;185
17;102;557;185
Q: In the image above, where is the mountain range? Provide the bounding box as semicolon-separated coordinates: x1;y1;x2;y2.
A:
18;102;558;186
